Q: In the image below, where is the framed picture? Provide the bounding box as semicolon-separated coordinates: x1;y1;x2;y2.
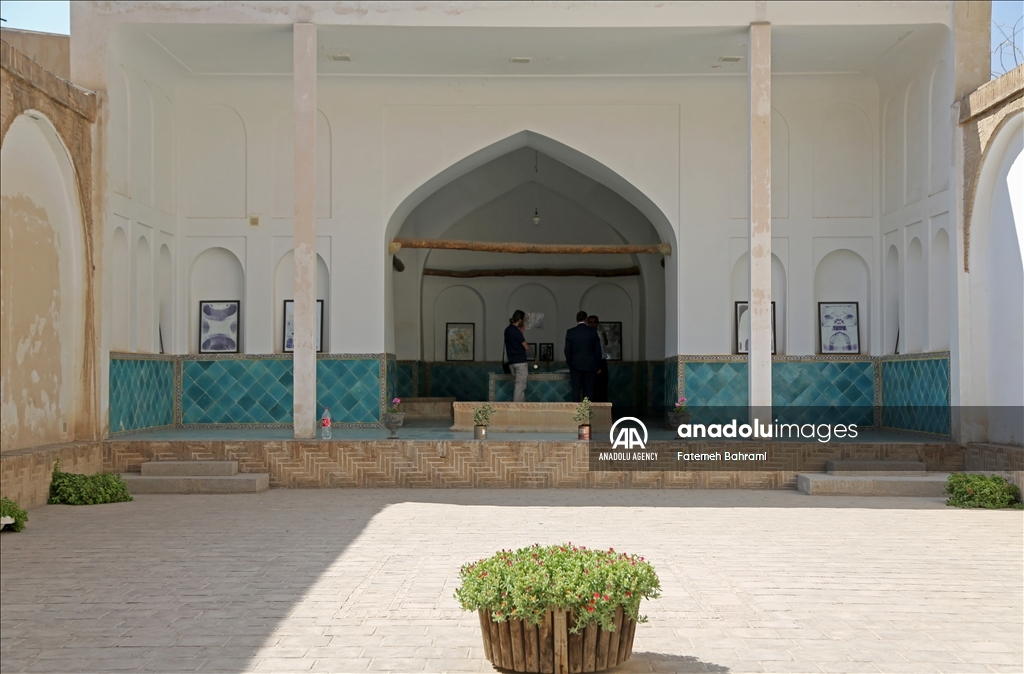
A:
526;342;538;361
198;301;241;354
283;299;324;353
819;302;860;354
524;312;544;330
596;322;622;361
735;301;776;354
446;322;475;361
539;343;554;362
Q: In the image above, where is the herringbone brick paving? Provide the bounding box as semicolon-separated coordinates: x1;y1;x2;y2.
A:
0;490;1020;673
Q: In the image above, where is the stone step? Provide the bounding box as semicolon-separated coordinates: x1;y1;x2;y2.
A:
123;473;269;494
798;473;949;497
141;461;238;477
826;460;927;476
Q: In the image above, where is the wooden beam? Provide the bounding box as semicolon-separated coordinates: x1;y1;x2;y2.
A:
390;237;671;255
423;266;640;278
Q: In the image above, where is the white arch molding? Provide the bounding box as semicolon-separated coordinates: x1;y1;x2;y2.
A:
189;247;246;354
273;250;330;353
815;250;870;355
388;130;672;362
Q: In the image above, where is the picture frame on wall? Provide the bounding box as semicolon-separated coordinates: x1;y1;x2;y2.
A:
445;322;475;361
526;342;538;362
283;300;324;353
538;343;554;362
198;301;241;354
819;302;860;354
596;322;622;361
735;301;776;354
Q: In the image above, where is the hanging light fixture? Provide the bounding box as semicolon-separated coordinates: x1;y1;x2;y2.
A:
532;207;541;226
532;153;541;226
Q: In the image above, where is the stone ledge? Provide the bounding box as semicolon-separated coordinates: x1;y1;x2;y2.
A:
451;402;613;432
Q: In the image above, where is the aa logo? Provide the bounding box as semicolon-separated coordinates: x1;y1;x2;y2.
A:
609;417;648;450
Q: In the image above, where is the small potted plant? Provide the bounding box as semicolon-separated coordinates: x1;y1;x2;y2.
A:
473;403;494;440
382;397;404;439
666;396;690;429
574;397;593;440
456;543;660;673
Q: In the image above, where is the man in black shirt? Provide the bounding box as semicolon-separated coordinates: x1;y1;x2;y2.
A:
504;310;529;402
564;310;602;402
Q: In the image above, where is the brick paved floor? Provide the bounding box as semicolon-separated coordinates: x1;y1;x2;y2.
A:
1;490;1021;674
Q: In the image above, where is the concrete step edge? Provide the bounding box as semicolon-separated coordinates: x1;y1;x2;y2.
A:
141;461;239;476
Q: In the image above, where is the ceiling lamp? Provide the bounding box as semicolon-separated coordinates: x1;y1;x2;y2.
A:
532;208;541;226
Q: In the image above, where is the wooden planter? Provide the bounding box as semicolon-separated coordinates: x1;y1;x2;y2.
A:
478;606;636;673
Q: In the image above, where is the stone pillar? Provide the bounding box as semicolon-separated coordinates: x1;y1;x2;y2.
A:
292;23;317;438
748;21;772;424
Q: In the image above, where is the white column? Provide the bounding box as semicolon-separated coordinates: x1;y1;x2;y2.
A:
748;21;772;425
293;23;317;438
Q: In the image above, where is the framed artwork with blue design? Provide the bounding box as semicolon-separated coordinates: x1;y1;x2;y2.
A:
735;301;776;354
819;302;860;354
597;322;622;360
445;323;474;361
198;301;240;354
283;300;324;353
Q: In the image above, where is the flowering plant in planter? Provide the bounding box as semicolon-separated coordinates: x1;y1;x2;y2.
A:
456;543;660;633
673;396;688;413
386;397;402;413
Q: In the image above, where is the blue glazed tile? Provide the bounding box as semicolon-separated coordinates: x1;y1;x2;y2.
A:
882;358;950;434
684;361;748;425
318;358;382;424
429;364;504;401
492;377;572;402
109;358;175;432
385;355;397;407
182;359;293;425
665;358;679;408
607;364;635;408
772;361;874;426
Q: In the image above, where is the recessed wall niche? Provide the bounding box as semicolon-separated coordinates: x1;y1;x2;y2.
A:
273;250;330;353
189;247;245;354
814;250;869;354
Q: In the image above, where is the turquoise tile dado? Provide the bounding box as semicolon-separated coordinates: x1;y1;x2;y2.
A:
385;355;397;406
182;358;292;425
607;364;635;408
649;362;666;409
665;358;679;407
318;358;382;424
882;357;950;435
684;361;748;425
395;362;418;398
109;358;174;432
491;375;571;402
429;363;504;401
772;361;874;426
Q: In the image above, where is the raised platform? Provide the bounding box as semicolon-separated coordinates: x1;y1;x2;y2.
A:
395;397;454;420
451;401;613;432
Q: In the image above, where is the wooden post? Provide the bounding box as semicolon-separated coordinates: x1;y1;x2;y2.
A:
423;266;641;278
553;609;569;674
391;238;671;255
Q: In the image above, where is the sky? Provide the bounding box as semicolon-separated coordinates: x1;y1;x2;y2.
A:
0;0;1021;73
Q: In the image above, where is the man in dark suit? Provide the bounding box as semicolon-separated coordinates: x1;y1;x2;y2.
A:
564;310;603;402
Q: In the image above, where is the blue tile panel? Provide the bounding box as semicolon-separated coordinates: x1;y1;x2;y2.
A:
385;355;397;407
882;357;950;435
182;359;292;425
109;358;175;432
492;376;572;402
649;361;666;409
396;361;418;398
428;363;504;401
318;358;382;424
772;361;875;427
607;364;636;408
684;361;749;424
665;358;679;409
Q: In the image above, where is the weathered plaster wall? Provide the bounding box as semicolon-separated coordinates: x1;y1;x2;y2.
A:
0;40;98;451
0;28;70;81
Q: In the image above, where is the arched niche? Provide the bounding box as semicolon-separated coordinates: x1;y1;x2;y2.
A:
131;79;153;207
581;283;634;361
273;250;330;352
109;65;130;197
812;104;873;218
0;112;84;449
134;236;154;352
111;227;131;350
506;283;559;360
929;61;952;195
905;237;926;353
189;247;245;354
271;109;332;219
905;81;926;205
884;245;900;354
883;97;902;215
969;112;1023;442
814;250;870;354
154;93;175;215
730;253;787;354
185;104;246;218
431;285;486;362
158;244;173;353
729;107;789;219
929;228;951;351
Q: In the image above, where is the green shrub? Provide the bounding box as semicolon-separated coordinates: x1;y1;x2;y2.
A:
48;460;133;506
455;543;660;633
0;497;28;532
944;473;1023;509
